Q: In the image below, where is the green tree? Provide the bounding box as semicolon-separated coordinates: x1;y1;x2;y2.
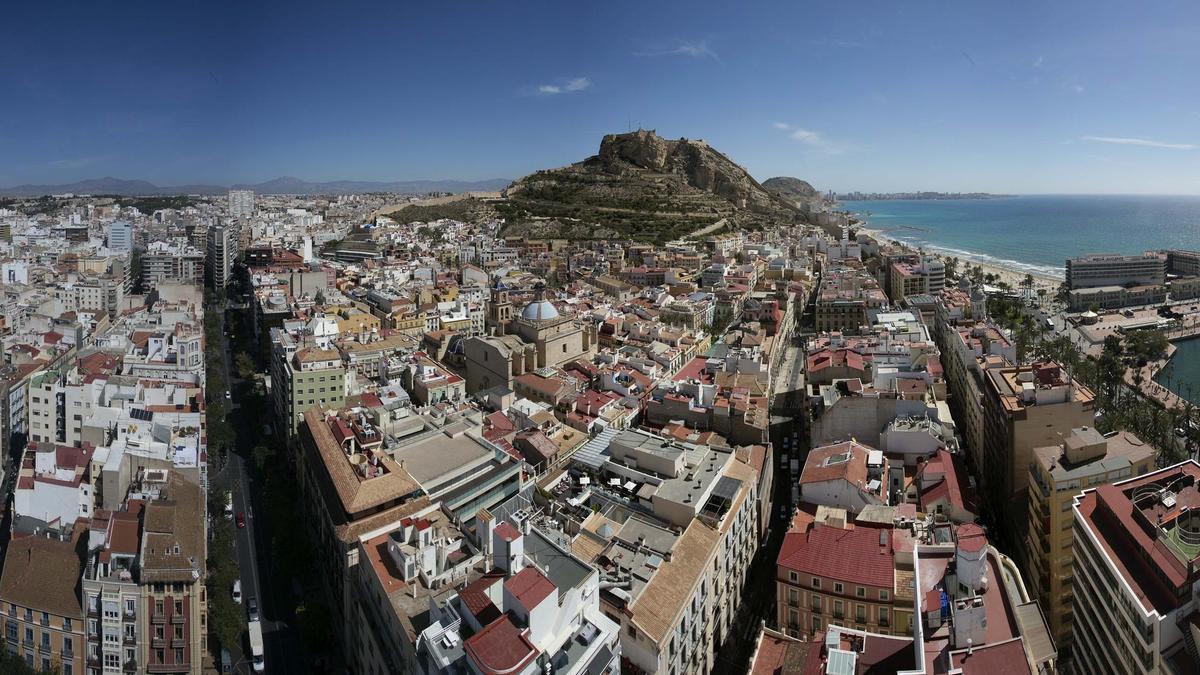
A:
252;445;273;471
235;351;257;381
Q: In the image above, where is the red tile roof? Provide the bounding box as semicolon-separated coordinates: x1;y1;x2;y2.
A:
463;616;539;675
459;573;503;625
777;523;895;588
800;440;872;487
504;565;556;610
950;637;1032;674
494;522;521;543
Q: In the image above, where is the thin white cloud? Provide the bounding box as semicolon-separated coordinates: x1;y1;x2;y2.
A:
1033;56;1044;68
47;157;99;169
635;40;720;61
774;122;843;153
1082;135;1195;150
536;77;590;95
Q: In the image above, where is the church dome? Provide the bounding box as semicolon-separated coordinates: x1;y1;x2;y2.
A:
521;299;559;321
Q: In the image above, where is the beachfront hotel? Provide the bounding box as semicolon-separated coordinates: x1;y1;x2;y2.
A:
1071;460;1200;674
1065;252;1166;289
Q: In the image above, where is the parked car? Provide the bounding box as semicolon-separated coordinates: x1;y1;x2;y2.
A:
236;512;246;528
232;580;242;604
247;597;259;622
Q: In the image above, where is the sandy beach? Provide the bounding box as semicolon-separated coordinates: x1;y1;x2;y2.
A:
857;226;1063;300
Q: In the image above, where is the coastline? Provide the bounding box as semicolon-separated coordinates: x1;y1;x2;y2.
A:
856;224;1063;297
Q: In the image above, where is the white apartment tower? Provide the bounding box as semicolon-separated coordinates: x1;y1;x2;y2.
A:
108;220;133;253
228;189;255;219
206;224;237;289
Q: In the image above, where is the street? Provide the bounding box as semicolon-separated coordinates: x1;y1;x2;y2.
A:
211;297;304;675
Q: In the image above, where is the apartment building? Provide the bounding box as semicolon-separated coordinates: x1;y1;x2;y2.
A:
1065;252;1165;289
227;189;255;219
82;469;207;675
397;512;621;675
0;537;85;675
1025;427;1153;655
888;256;945;304
205;225;236;290
270;334;346;435
980;362;1094;535
140;241;205;290
107;221;132;254
813;266;888;334
561;428;761;674
1072;460;1200;674
777;522;898;638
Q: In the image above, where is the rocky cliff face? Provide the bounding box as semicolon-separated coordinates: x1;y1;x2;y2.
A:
502;130;799;243
591;130;788;213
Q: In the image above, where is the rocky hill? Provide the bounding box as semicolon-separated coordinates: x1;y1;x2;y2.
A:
500;130;801;243
762;176;821;204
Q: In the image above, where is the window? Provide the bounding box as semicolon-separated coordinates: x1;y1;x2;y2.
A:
833;600;844;619
879;608;890;627
5;621;15;640
879;590;889;601
174;648;184;662
856;604;866;623
155;649;165;664
39;613;47;626
154;626;164;640
104;653;119;668
174;626;183;640
811;577;821;589
155;600;164;615
856;587;866;598
24;627;32;642
63;618;71;632
40;632;48;648
62;637;72;655
833;582;844;594
173;600;183;615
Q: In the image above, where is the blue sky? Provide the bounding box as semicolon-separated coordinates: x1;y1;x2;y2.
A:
2;0;1199;193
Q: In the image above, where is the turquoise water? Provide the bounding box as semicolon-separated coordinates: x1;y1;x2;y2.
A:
1155;339;1200;405
842;195;1200;280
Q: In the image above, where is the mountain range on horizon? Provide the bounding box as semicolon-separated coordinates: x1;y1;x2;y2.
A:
0;175;513;197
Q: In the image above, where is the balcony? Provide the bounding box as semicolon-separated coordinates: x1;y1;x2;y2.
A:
151;614;166;624
124;660;138;673
171;614;185;624
151;636;165;648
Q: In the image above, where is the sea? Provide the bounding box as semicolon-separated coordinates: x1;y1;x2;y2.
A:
843;194;1200;403
1155;338;1200;405
841;194;1200;280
